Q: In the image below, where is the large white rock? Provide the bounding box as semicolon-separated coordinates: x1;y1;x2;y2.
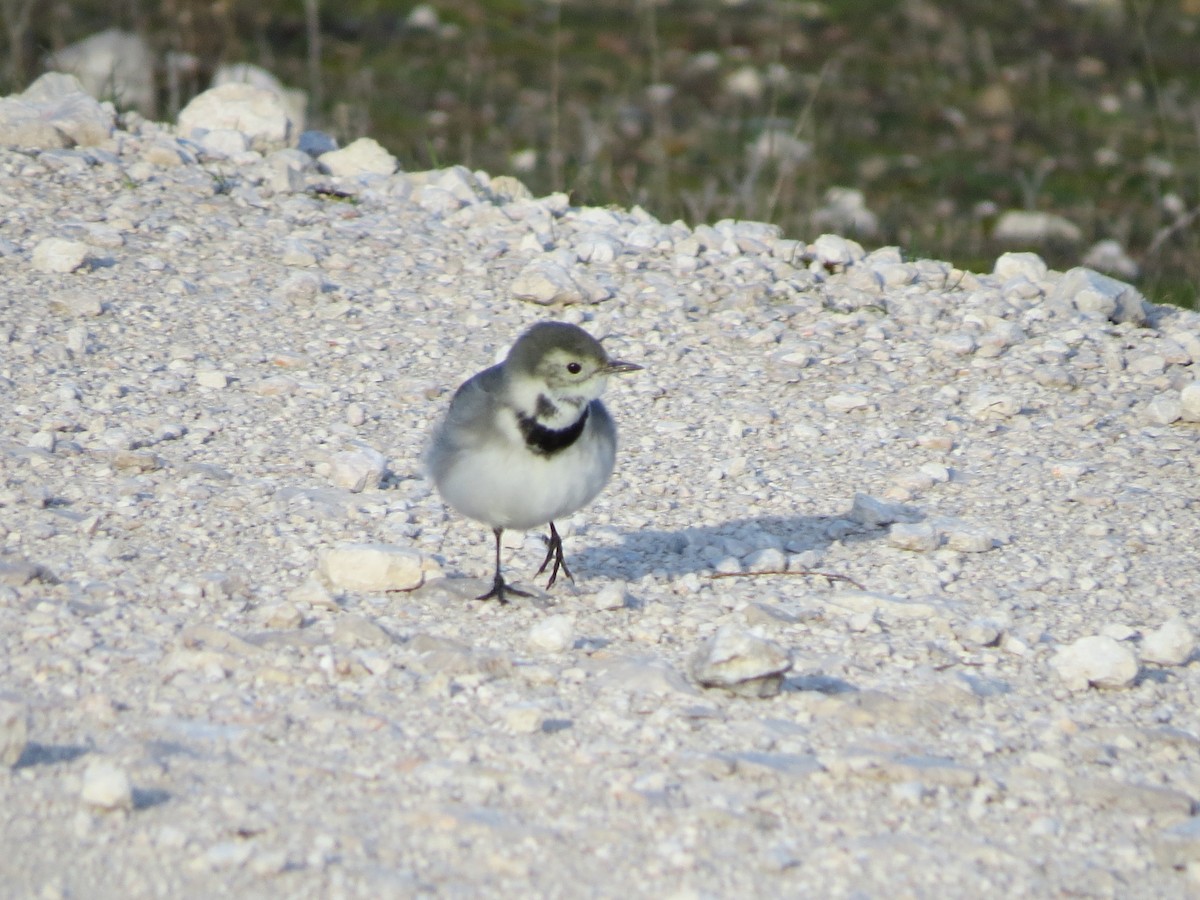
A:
319;543;426;592
46;28;156;116
1050;266;1148;325
1051;635;1139;691
317;137;398;177
213;62;307;131
0;73;114;148
178;83;294;150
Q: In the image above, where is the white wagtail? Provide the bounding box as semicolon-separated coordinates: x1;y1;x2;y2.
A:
426;321;641;603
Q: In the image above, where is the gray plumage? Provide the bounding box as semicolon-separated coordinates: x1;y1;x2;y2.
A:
426;321;640;602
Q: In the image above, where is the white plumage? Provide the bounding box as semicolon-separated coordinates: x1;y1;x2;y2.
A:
426;321;640;602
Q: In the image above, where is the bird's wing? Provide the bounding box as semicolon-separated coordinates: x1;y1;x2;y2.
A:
432;364;509;455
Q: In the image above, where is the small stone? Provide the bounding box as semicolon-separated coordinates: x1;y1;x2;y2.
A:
319;543;425;592
197;128;250;157
528;615;575;654
298;130;338;156
1051;635;1139;691
332;614;394;648
824;393;872;413
938;520;998;553
511;260;609;305
965;392;1020;418
32;238;92;273
1180;383;1200;423
955;619;1003;647
745;547;786;573
690;625;792;698
195;370;228;389
328;447;387;492
80;760;134;810
502;704;543;734
50;292;104;316
592;585;628;611
850;493;921;528
809;233;865;269
1051;266;1148;325
0;700;29;767
289;577;339;610
1141;617;1196;667
258;602;304;630
993;251;1048;281
318;137;397;177
888;522;940;552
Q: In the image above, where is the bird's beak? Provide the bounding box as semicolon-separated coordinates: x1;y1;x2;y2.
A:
603;360;643;375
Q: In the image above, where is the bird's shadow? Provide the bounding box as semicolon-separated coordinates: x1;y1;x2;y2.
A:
568;513;887;582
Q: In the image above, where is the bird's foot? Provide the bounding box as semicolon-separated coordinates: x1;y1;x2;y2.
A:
476;572;532;604
534;522;574;589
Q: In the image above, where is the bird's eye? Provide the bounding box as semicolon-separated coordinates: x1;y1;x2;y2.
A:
567;362;582;374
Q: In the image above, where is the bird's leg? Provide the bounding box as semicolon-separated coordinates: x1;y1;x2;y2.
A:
535;521;574;589
477;527;531;603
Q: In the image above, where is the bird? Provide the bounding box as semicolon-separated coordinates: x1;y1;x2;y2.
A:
426;321;641;603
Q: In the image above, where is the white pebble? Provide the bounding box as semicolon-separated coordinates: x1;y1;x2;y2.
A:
528;615;575;654
888;522;940;552
592;585;628;611
80;760;133;810
1051;635;1139;691
1141;617;1196;667
32;238;92;273
328;447;387;492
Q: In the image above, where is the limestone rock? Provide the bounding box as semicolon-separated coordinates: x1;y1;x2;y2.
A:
80;760;133;810
178;83;294;151
318;137;398;177
320;544;427;592
1141;617;1196;667
690;625;792;698
1051;635;1139;691
0;73;114;148
1051;266;1149;325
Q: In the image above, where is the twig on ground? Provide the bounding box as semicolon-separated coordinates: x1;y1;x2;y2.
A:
710;569;865;590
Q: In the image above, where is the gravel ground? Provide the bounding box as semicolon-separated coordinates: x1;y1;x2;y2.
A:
2;109;1200;899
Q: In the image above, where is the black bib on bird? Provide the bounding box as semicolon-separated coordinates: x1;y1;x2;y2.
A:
517;406;589;456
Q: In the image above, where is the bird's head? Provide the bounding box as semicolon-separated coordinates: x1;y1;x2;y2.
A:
506;321;641;419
